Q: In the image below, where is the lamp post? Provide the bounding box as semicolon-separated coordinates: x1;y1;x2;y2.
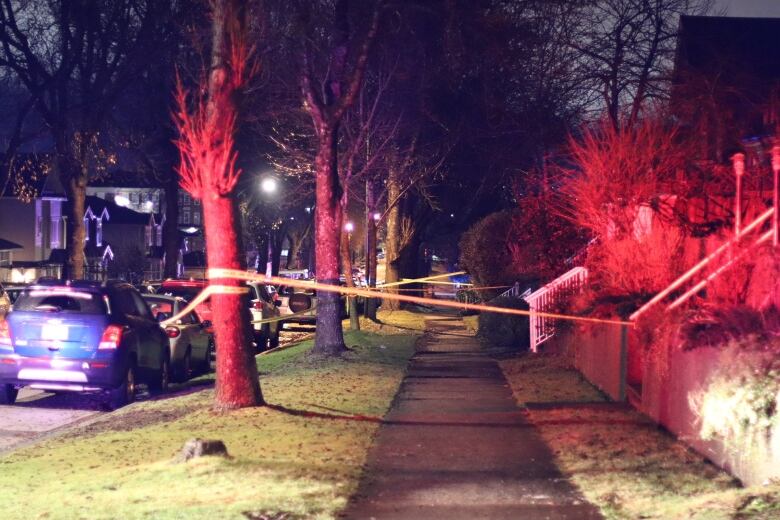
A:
732;153;745;236
772;146;780;247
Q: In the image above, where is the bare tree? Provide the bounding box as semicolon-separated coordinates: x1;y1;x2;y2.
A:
173;0;262;410
0;0;171;278
570;0;712;129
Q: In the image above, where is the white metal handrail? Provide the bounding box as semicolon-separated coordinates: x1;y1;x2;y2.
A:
524;266;588;352
630;206;774;321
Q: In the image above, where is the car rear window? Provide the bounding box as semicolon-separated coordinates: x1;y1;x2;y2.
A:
14;289;107;314
160;286;204;301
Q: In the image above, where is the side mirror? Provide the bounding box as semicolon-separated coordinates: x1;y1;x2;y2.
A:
201;320;212;329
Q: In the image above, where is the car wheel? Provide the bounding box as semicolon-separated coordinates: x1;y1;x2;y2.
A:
108;364;136;409
150;354;171;392
203;340;214;373
174;349;192;383
254;327;268;353
0;383;18;405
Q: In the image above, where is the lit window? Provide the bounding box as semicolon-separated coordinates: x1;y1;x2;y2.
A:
96;220;103;247
84;218;90;242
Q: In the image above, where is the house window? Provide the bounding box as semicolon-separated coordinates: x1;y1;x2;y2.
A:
35;200;43;247
193;210;201;225
156;225;162;246
50;218;61;248
84;218;90;242
182;206;191;224
0;251;10;266
96;220;103;247
145;225;152;247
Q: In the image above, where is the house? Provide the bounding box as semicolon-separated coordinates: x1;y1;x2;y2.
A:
81;196;165;282
0;155;67;282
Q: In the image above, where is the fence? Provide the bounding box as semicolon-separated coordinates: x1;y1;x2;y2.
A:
524;266;588;352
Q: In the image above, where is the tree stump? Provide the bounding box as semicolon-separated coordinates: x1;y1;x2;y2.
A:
174;438;229;463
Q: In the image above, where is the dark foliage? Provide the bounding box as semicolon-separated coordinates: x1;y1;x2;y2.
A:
477;296;530;350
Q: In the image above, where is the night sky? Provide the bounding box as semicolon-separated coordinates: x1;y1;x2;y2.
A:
716;0;780;16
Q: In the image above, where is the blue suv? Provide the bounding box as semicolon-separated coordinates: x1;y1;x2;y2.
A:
0;280;170;409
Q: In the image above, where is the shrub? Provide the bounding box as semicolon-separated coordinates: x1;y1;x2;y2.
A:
458;211;519;293
477;296;530;350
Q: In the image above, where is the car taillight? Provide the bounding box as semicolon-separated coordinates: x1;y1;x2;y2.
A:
165;326;181;338
253;301;263;310
0;320;11;347
98;324;123;350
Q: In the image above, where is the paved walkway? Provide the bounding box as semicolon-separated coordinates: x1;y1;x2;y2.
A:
343;316;601;519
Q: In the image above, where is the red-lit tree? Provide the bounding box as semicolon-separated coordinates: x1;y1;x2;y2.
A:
173;0;262;409
298;0;383;356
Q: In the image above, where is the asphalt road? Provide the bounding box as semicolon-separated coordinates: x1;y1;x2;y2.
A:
0;330;313;455
0;388;105;454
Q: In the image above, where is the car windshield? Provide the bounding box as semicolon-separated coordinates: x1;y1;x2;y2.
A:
14;288;107;314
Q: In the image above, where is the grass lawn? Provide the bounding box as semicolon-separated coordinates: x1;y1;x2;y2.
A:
0;327;420;520
500;353;780;519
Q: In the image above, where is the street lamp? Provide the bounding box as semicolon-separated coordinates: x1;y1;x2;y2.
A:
344;221;354;233
260;177;278;195
373;212;380;221
731;153;745;236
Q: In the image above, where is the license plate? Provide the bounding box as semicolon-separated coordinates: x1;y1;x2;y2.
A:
41;323;69;341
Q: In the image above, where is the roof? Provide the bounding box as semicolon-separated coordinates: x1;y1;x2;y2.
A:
675;16;780;83
83;195;155;226
0;238;23;250
88;170;164;189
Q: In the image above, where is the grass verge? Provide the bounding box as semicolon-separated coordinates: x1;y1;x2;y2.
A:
500;353;780;519
0;328;419;520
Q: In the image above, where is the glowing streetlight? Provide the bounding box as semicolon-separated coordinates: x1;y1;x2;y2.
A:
344;221;355;233
260;177;278;194
373;212;381;221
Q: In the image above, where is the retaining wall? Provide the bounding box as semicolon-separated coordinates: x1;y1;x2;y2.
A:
554;325;780;486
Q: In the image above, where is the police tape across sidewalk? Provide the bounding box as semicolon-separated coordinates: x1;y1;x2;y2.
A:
161;268;632;329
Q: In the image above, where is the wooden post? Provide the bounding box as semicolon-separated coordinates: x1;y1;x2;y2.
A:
618;323;629;402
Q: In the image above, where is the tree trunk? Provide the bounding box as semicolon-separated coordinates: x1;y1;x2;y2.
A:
311;126;347;356
163;177;180;278
203;195;262;408
340;218;360;331
270;229;283;276
66;173;87;280
201;0;261;409
255;232;269;272
286;234;302;269
383;169;402;310
363;205;376;320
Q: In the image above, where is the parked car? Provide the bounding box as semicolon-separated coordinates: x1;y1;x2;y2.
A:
0;280;170;408
142;294;213;381
4;284;29;305
246;281;282;351
274;284;347;329
158;279;211;324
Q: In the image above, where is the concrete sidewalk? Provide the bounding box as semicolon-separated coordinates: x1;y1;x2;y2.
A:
343;316;601;519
